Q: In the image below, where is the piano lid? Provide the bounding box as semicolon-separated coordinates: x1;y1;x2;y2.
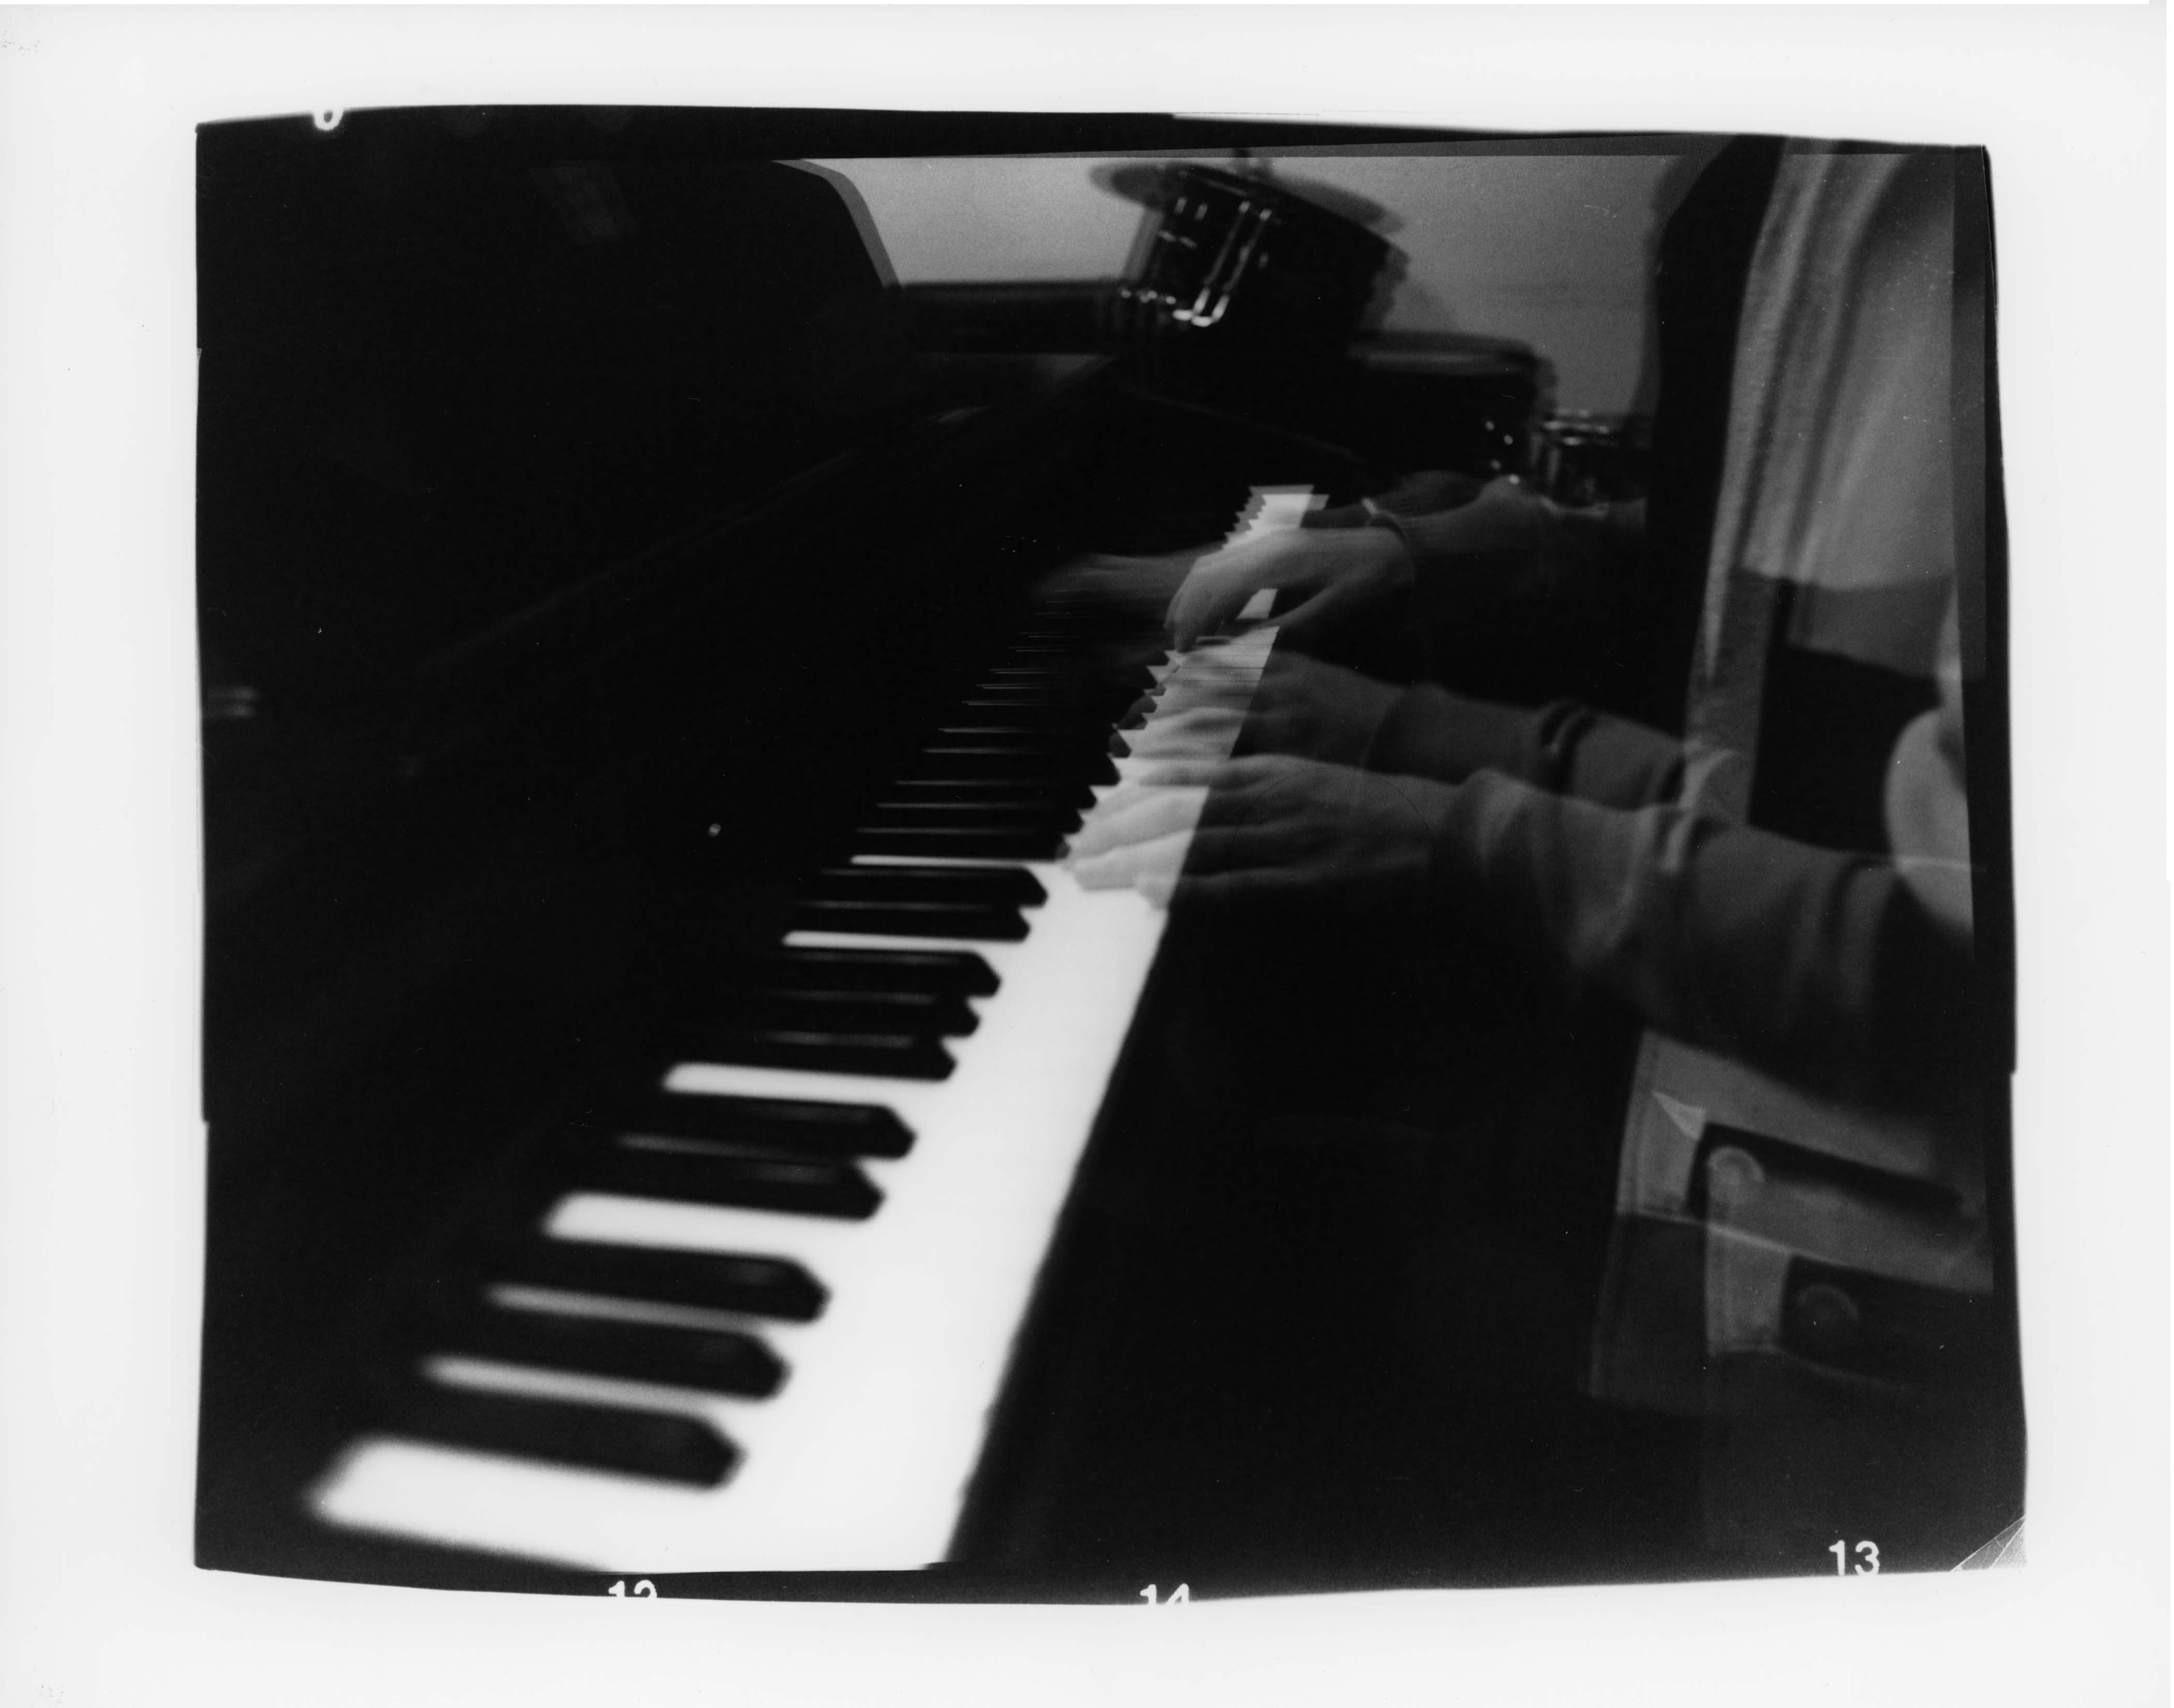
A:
197;108;916;711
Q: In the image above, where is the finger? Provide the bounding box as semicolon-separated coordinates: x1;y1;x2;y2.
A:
1167;568;1263;651
1166;537;1304;648
1255;649;1359;699
1155;663;1258;720
1067;830;1196;894
1090;774;1201;817
1117;757;1253;791
1121;706;1246;759
1116;752;1313;796
1065;785;1209;857
1266;580;1362;646
1203;752;1324;787
1133;866;1182;911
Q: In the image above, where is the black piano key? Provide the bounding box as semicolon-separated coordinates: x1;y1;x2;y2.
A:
789;899;1030;942
853;824;1065;860
1019;621;1102;636
496;1235;830;1319
948;704;1104;730
587;1146;884;1219
870;798;1077;824
687;983;982;1034
890;775;1097;812
611;1093;913;1160
932;726;1107;753
672;1023;955;1081
866;806;1078;844
909;748;1119;785
670;946;999;998
939;722;1092;748
967;682;1075;702
439;1306;786;1397
972;670;1142;698
809;864;1046;908
387;1387;737;1485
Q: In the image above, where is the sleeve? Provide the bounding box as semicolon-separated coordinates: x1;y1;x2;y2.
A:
1374;492;1648;623
1403;768;1974;1102
1365;686;1689;811
1302;469;1487;530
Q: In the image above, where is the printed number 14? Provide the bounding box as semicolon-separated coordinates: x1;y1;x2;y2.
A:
1140;1584;1191;1605
1828;1541;1880;1575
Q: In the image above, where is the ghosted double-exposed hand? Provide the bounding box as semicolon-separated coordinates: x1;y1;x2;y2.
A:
1236;652;1408;766
1164;528;1414;651
1163;479;1620;651
1068;753;1445;915
1114;652;1407;769
1035;548;1222;628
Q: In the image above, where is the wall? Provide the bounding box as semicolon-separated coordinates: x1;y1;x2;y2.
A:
810;147;1714;415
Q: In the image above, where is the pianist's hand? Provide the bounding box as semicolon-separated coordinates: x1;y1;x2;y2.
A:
1165;528;1413;651
1040;551;1207;626
1068;753;1443;916
1114;653;1406;768
1235;653;1408;767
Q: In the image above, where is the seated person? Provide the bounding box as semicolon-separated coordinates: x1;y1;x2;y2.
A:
1065;141;2003;1563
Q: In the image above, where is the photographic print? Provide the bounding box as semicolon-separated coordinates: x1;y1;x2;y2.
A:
192;107;2024;1599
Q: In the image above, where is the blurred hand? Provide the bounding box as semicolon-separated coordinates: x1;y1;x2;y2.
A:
1165;528;1413;651
1236;652;1407;767
1111;644;1262;758
1364;479;1605;619
1038;550;1217;627
1068;753;1443;915
1384;477;1559;556
1163;480;1600;650
1113;652;1407;768
1064;777;1213;908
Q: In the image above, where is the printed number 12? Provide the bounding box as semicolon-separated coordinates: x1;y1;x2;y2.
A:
1828;1541;1880;1575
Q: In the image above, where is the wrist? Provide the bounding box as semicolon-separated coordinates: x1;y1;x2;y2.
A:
1359;512;1421;591
1362;682;1544;785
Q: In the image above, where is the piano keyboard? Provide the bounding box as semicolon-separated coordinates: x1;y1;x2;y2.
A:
306;490;1314;1570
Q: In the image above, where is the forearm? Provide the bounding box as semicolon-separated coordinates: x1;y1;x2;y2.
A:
1366;686;1687;809
1302;470;1487;531
1406;770;1969;1102
1377;491;1646;617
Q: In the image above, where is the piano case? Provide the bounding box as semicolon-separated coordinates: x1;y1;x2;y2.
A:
196;107;1586;1597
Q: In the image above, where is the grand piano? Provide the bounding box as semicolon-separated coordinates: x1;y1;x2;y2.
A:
195;106;1771;1597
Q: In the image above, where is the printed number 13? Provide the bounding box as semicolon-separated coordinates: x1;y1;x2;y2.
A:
1828;1541;1880;1575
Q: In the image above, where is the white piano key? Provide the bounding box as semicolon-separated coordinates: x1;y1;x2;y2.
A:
781;930;1022;956
315;866;1170;1569
847;853;1025;869
484;1283;797;1337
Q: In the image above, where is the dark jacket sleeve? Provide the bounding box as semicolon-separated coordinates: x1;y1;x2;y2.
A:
1393;768;1973;1103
